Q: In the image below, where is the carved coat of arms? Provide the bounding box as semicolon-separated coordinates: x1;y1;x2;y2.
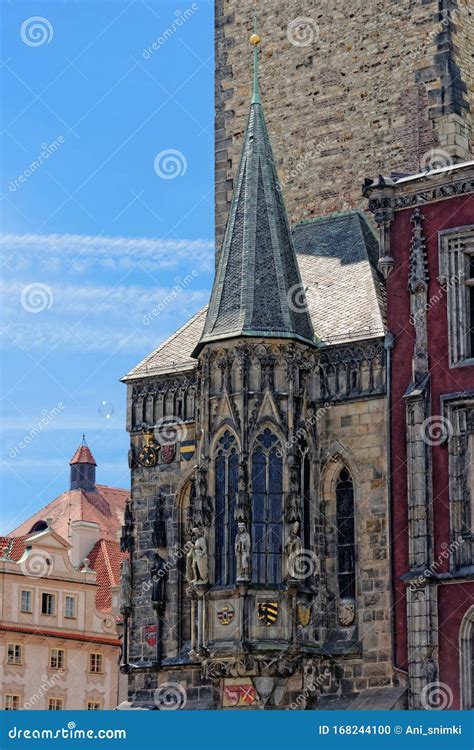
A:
161;443;176;464
257;601;279;625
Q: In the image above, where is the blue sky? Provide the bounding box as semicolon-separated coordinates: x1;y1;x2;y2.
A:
0;0;214;533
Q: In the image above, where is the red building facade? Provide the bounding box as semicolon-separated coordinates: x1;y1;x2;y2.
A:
365;163;474;709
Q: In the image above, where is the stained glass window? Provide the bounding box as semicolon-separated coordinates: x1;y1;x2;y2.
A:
252;429;283;584
215;431;238;586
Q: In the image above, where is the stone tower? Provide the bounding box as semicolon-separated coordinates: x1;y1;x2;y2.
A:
215;0;473;247
121;32;400;710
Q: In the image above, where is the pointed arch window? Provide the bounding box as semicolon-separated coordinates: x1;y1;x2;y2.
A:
215;431;238;586
252;428;283;584
336;468;355;599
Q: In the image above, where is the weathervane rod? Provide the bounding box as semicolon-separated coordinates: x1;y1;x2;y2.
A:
250;15;261;105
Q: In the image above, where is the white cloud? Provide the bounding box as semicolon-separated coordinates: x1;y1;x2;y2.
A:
0;232;215;273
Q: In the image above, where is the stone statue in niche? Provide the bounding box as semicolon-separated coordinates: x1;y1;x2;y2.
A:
285;521;303;558
186;527;209;584
119;558;132;617
235;521;251;581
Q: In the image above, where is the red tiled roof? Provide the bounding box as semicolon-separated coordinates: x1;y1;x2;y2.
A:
0;536;27;561
0;623;120;646
70;445;97;465
10;484;129;542
88;539;128;612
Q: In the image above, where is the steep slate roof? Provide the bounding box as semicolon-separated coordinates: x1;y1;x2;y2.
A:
294;212;385;345
10;484;129;542
123;211;385;382
192;44;315;356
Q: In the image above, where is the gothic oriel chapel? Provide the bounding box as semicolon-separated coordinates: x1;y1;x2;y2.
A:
119;27;405;709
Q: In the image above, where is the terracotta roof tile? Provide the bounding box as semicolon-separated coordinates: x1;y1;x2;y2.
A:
0;623;119;647
70;445;97;465
0;536;27;561
10;485;129;542
88;538;128;611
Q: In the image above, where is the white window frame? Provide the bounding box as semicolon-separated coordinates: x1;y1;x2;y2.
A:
49;648;65;671
64;595;76;619
6;643;23;665
438;225;474;367
41;592;56;616
4;694;20;710
20;589;32;613
88;652;103;674
48;697;63;710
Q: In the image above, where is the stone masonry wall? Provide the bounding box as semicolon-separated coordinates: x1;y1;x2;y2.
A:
215;0;474;248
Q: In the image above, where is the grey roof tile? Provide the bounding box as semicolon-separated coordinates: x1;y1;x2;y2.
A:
123;211;385;382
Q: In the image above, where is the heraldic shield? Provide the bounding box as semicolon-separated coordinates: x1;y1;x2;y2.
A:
257;601;279;625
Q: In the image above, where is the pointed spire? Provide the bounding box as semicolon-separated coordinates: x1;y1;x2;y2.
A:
193;29;315;357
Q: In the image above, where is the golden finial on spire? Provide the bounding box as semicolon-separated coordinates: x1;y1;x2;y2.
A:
250;15;261;104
